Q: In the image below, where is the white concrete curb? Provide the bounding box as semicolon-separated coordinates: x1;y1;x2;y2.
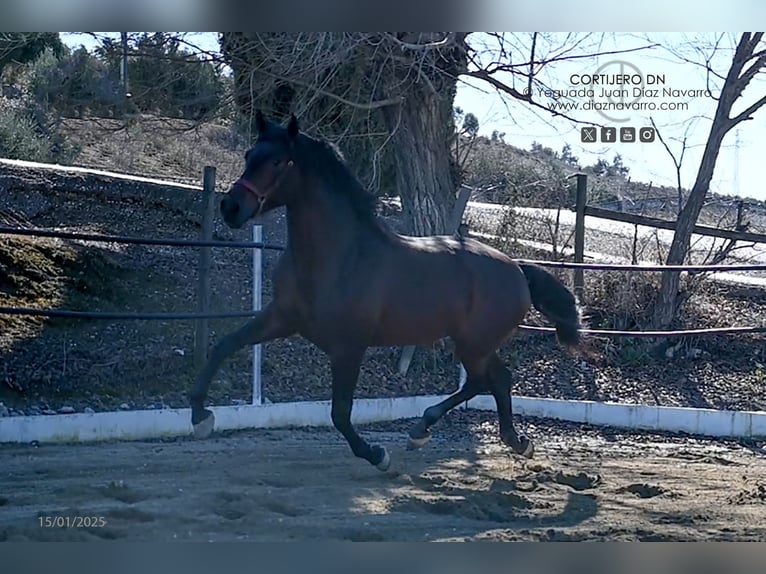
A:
0;395;450;444
469;395;766;439
2;394;765;444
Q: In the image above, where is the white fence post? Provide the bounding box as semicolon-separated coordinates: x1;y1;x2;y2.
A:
252;224;263;406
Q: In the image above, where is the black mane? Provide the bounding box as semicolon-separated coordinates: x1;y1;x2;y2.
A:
253;119;396;236
293;132;381;224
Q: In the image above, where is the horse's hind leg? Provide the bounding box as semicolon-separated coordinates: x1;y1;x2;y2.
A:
408;341;490;449
329;348;390;471
407;377;482;449
488;353;534;458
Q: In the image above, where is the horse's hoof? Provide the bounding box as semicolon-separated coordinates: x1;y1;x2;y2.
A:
374;446;391;471
407;434;432;450
520;436;535;459
192;411;215;439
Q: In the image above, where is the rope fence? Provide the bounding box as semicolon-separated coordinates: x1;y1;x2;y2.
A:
514;258;766;273
2;223;765;337
0;307;261;321
519;325;766;338
2;305;764;338
4;225;765;272
0;225;286;251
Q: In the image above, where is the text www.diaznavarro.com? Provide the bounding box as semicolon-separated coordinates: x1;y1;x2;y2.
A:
550;100;690;112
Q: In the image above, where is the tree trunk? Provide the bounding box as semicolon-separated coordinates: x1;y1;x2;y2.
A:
382;92;457;236
380;33;467;236
651;126;728;327
652;33;766;328
220;32;469;236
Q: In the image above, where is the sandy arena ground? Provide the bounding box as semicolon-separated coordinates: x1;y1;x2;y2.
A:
2;411;766;542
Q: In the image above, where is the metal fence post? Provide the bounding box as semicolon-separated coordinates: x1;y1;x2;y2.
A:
252;224;263;406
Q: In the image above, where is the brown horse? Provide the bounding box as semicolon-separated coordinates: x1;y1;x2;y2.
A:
189;111;582;471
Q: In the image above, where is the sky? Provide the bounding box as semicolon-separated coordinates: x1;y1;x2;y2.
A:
61;32;766;203
454;33;766;204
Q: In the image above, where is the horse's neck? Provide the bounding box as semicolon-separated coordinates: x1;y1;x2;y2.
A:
285;188;363;272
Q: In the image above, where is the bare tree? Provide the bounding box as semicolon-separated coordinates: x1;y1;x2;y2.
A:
652;32;766;328
220;32;467;236
220;32;655;236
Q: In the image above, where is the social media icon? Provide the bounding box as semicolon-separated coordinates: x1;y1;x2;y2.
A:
620;127;636;142
600;127;616;143
639;127;656;142
581;127;597;143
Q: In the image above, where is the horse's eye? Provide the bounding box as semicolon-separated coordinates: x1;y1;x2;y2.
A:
273;158;281;167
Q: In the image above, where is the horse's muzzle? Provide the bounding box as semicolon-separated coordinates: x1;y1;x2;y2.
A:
220;195;244;228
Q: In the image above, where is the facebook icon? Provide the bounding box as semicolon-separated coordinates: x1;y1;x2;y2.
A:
600;127;617;143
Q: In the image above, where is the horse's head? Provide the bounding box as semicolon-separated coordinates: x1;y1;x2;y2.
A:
220;110;300;228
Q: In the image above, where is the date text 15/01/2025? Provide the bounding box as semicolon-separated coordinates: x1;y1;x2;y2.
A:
39;515;107;528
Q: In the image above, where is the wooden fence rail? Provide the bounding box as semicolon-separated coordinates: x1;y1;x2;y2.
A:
572;172;766;298
582;205;766;245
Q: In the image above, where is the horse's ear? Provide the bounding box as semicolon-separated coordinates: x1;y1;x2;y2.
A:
255;109;267;133
287;114;299;139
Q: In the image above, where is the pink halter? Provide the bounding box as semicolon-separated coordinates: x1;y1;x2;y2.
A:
232;160;294;199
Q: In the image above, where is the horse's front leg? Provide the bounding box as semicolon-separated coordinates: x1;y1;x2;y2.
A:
190;302;295;438
329;348;391;471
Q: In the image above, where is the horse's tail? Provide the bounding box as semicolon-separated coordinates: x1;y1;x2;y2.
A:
518;263;582;349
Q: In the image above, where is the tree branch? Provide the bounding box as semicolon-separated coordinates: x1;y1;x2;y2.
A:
746;32;763;54
382;32;457;51
731;92;766;125
528;32;537;99
649;117;688;215
251;66;403;111
735;51;766;94
465;69;592;125
474;42;659;72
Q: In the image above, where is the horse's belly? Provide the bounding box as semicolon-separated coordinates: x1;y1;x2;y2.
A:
369;305;454;347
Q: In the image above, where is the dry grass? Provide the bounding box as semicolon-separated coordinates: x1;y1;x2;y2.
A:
58;116;248;186
0;236;127;340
